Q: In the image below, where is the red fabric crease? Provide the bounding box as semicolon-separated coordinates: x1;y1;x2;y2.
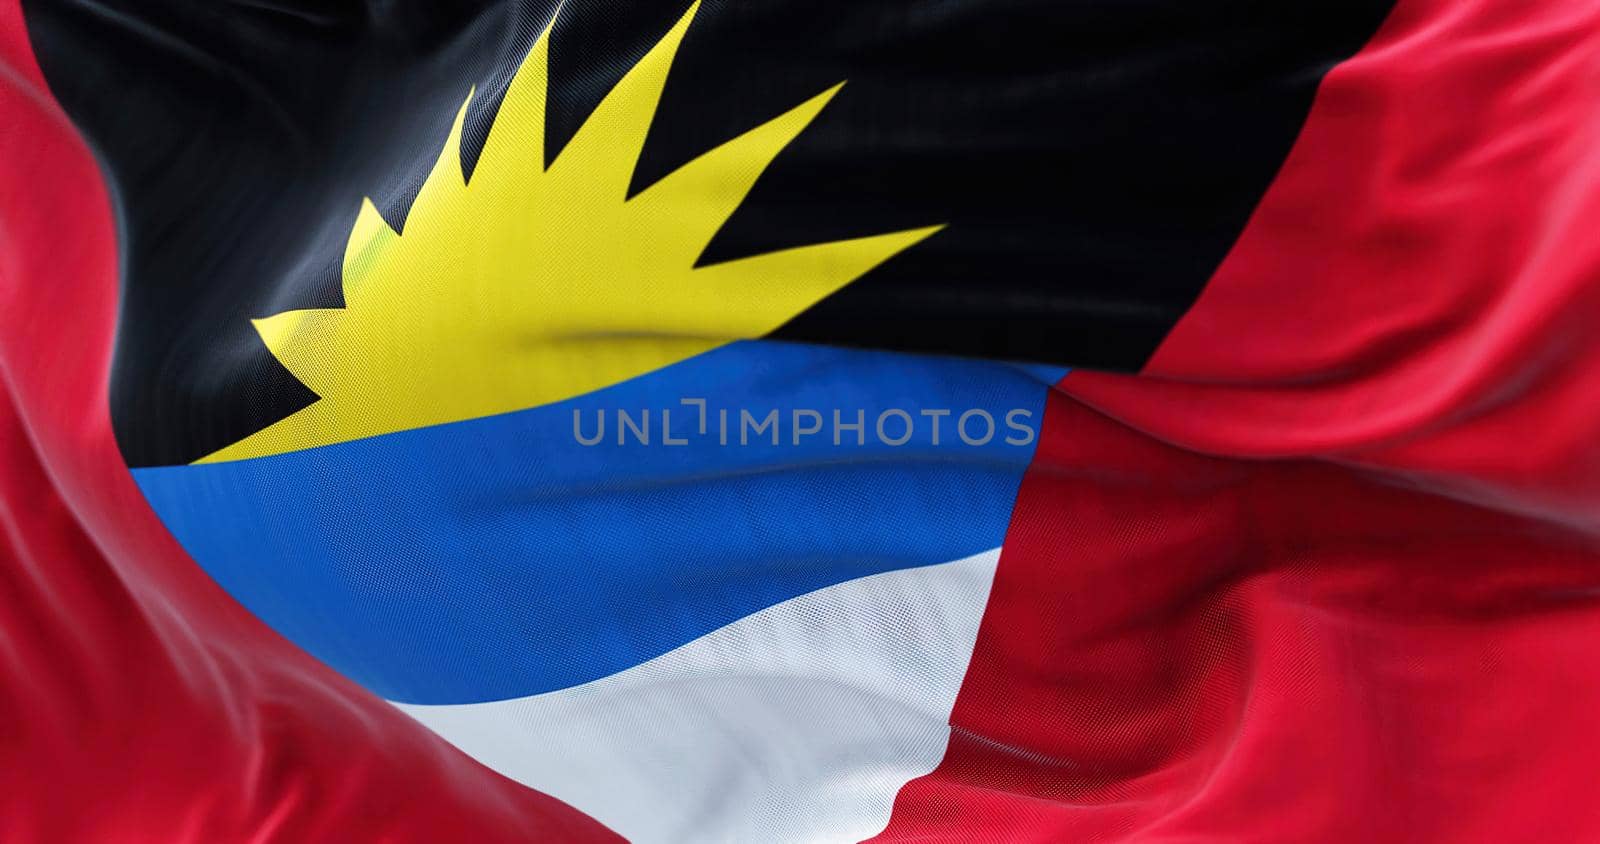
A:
0;4;618;840
876;0;1600;839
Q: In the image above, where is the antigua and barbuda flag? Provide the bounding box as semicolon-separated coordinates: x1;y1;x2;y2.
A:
2;0;1599;841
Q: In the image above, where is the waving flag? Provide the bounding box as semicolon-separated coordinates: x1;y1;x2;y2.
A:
2;0;1597;841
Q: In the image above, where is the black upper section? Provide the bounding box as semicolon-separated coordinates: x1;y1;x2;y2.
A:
25;0;1395;467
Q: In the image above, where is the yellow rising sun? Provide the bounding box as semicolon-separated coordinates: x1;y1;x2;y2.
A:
200;1;941;464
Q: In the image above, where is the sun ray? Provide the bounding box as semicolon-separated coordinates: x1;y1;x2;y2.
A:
251;308;345;392
632;83;844;258
472;17;553;189
677;226;945;337
398;91;474;251
553;1;699;201
343;197;399;298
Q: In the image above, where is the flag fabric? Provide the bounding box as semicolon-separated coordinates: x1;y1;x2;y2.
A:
2;0;1598;841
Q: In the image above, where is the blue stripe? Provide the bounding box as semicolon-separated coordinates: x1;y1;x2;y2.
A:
133;341;1061;704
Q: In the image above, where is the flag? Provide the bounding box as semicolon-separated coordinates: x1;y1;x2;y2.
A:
2;0;1597;841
